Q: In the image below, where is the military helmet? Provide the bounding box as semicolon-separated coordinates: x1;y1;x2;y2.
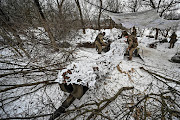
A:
102;32;106;36
122;31;128;36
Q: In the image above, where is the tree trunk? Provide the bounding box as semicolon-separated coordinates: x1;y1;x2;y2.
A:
155;28;159;40
75;0;86;34
56;0;65;16
149;0;156;9
98;0;102;31
34;0;58;51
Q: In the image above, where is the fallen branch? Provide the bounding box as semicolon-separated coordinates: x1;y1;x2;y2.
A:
0;84;46;104
0;68;63;78
140;67;180;85
0;113;52;120
0;60;25;67
117;65;134;83
0;80;57;93
86;87;134;120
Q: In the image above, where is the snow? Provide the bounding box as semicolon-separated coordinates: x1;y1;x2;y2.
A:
55;38;128;88
56;28;180;91
0;48;15;56
0;28;180;119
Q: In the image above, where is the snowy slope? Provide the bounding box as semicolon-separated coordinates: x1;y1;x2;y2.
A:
59;28;180;120
56;28;180;90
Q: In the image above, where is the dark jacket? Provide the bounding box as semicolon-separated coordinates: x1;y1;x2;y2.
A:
170;32;177;43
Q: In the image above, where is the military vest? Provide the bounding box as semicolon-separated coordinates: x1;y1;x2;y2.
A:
128;35;138;48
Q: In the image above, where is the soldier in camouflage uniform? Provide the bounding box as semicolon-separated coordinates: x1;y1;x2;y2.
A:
94;32;107;54
131;26;137;36
169;32;177;49
123;31;138;60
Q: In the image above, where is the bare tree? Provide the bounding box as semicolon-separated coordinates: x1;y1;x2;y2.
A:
0;1;10;24
142;0;179;39
97;0;102;31
75;0;86;34
34;0;59;51
127;0;141;12
106;0;123;12
0;0;31;58
56;0;66;16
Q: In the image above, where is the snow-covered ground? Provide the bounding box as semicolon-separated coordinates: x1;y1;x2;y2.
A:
65;28;180;94
0;28;180;120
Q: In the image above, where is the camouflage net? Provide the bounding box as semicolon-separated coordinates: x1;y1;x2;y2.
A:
105;9;180;30
56;41;128;88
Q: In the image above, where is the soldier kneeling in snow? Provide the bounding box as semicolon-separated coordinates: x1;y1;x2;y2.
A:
94;32;108;54
122;31;138;60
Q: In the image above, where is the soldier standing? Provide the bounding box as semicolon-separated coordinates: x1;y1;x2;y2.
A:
169;32;177;49
94;32;107;54
131;26;137;36
123;31;138;60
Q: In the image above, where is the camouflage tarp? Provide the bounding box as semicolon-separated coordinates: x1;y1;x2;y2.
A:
105;9;180;30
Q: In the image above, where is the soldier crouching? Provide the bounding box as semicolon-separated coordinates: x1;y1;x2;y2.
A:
122;31;138;60
94;32;107;54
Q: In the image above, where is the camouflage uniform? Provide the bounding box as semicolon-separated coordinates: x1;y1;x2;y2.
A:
95;32;107;54
131;26;137;36
126;35;138;60
60;83;84;99
169;32;177;48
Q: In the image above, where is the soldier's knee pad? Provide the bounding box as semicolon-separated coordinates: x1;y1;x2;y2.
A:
71;84;84;99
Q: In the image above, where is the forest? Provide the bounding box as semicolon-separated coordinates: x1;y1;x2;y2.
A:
0;0;180;120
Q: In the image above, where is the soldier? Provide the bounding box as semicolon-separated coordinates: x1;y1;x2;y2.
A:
94;32;107;54
122;31;138;60
131;26;137;36
169;32;177;49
